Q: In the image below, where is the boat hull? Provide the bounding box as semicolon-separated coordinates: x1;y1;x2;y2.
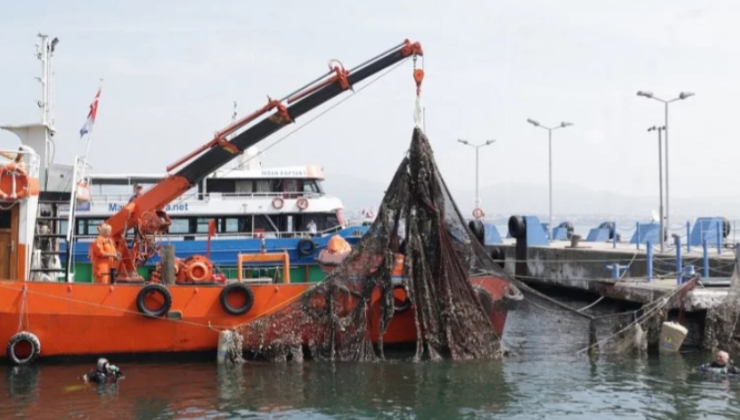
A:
0;276;510;361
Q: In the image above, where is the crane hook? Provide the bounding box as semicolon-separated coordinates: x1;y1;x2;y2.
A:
412;56;424;96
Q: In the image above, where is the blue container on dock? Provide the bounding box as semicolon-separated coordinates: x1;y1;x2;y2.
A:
630;222;661;245
689;217;725;247
586;228;610;242
484;224;503;245
523;216;549;246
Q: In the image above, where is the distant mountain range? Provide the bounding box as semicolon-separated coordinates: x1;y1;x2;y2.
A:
324;175;740;221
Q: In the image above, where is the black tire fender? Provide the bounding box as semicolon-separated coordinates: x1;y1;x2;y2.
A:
6;332;41;365
220;283;255;316
136;284;172;318
297;238;316;257
468;220;485;244
508;216;525;239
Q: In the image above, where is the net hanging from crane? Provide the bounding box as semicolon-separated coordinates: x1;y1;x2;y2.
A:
237;127;505;362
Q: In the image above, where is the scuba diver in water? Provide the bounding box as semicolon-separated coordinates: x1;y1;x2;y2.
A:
698;350;740;375
82;358;124;384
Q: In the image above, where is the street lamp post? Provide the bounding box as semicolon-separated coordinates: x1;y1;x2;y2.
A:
637;91;695;241
526;119;573;239
457;139;496;215
648;125;666;253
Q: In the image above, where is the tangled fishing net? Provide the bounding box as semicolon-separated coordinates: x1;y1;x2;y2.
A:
237;127;508;362
507;272;698;358
704;254;740;355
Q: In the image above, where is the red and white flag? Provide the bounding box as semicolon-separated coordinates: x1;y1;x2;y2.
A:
79;88;101;138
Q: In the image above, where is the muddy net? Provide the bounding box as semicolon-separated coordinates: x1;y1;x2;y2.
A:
506;271;698;358
236;128;509;362
704;252;740;355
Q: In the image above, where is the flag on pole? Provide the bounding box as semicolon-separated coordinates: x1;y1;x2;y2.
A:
79;88;101;138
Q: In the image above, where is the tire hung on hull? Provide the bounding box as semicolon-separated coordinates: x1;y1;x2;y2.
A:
297;239;316;257
220;283;255;316
6;331;41;365
136;284;172;318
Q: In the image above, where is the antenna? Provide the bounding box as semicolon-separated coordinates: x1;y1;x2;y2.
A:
232;101;237;123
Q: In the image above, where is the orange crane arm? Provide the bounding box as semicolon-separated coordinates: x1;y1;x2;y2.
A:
106;40;423;279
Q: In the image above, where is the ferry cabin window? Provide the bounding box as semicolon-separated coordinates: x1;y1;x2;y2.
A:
284;179;298;192
196;218;212;234
235;180;253;193
303;181;320;194
168;218;189;234
76;218;105;236
253;180;269;193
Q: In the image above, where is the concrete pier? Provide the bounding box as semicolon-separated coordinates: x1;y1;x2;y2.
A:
489;239;734;312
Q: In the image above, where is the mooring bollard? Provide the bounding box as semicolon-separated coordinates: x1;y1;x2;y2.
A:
703;238;709;279
606;264;627;280
686;221;691;253
674;235;682;285
636;222;641;250
647;241;653;282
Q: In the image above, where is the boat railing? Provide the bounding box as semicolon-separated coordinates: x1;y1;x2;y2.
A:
69;224;351;242
0;147;41;178
84;191;325;203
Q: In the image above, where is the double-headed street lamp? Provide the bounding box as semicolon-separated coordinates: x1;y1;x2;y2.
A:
457;139;496;217
637;91;695;240
526;119;573;239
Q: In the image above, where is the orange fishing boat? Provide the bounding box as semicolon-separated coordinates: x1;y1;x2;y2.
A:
0;36;515;365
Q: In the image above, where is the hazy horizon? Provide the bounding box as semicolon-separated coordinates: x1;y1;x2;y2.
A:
2;1;739;220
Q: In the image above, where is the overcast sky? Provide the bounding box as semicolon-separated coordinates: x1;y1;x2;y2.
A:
1;1;738;206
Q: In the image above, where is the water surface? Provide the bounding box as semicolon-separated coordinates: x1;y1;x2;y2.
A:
3;306;739;419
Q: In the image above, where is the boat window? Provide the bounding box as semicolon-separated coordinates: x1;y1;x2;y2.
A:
206;179;236;194
270;179;283;193
84;219;105;235
314;181;325;194
196;218;213;234
284;179;298;192
303;181;319;193
254;215;277;233
255;180;271;193
223;218;239;233
235;180;253;194
169;218;190;234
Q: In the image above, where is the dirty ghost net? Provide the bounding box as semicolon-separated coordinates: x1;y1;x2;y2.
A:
238;128;503;361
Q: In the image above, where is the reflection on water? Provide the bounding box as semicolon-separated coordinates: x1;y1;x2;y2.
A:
3;307;740;419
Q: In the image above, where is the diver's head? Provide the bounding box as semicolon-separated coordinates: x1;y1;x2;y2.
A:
97;357;110;372
715;350;730;366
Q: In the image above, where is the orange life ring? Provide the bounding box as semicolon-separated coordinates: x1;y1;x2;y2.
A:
297;197;309;210
472;208;485;219
0;162;30;201
272;197;285;210
185;258;212;282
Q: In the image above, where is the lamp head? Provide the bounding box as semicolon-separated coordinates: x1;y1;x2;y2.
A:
526;118;540;127
457;139;469;145
485;139;496;145
560;122;573;128
637;91;654;98
679;92;695;100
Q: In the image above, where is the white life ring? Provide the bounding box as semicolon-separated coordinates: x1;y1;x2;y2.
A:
272;197;285;210
297;197;309;210
472;208;485;219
